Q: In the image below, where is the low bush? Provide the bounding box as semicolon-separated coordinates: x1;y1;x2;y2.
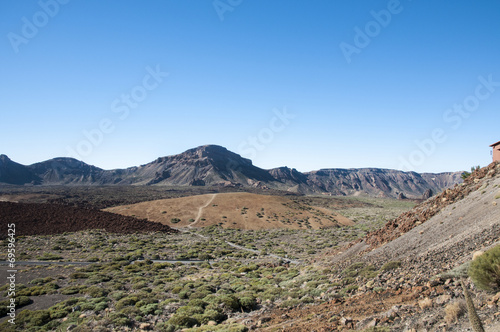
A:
36;252;63;261
60;285;84;295
468;245;500;292
16;309;51;327
168;313;198;328
116;296;140;310
381;261;401;271
444;300;466;324
109;312;132;327
17;283;59;296
84;286;108;298
29;277;54;285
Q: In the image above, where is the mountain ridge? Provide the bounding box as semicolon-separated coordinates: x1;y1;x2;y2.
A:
0;145;462;198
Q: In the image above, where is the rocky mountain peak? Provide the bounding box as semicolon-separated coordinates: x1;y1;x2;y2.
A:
0;154;12;163
182;145;252;165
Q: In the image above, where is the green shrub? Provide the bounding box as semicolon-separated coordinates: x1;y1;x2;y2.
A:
70;272;88;279
188;299;208;308
60;285;83;295
109;291;127;301
109;312;132;327
29;277;54;285
0;296;33;317
218;294;240;311
17;309;51;326
202;308;226;324
359;265;379;279
176;305;204;316
17;283;59;296
381;261;401;271
280;298;300;308
84;286;108;298
139;303;158;315
116;296;139;310
342;277;355;285
168;313;198;328
239;295;257;310
120;305;140;317
469;245;500;292
86;273;112;284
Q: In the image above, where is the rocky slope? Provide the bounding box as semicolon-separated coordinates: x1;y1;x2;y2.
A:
304;168;461;198
246;162;500;331
0;201;177;237
0;145;462;198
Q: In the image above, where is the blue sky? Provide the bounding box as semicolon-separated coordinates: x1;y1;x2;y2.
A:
1;0;499;173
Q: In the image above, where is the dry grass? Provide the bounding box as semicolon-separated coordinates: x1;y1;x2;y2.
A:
418;297;433;309
444;300;466;324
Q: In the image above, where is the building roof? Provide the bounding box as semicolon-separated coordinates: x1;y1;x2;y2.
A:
490;140;500;147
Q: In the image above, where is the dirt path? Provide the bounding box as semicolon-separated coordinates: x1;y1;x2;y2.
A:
188;194;217;228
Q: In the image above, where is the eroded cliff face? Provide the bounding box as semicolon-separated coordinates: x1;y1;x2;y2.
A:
303;168;462;198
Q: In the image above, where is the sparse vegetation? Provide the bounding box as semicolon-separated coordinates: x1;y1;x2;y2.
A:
444;300;466;324
3;176;499;331
468;245;500;292
381;260;401;271
462;165;481;180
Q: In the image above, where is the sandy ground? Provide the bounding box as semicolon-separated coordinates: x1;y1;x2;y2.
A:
105;192;353;230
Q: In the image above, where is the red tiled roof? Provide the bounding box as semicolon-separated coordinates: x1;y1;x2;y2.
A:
490;140;500;147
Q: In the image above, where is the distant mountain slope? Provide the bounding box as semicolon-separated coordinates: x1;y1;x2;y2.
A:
119;145;277;186
0;154;41;185
304;168;462;198
0;145;462;198
28;157;107;185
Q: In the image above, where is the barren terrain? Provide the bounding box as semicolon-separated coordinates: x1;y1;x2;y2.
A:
0;163;498;331
105;192;354;230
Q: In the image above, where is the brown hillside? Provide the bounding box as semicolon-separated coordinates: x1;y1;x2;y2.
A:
104;192;353;230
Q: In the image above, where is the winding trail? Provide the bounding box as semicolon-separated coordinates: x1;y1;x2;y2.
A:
188;194;217;228
176;193;301;264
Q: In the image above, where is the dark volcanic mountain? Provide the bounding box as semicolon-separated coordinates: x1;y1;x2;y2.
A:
29;157;107;185
117;145;277;186
0;154;41;185
0;145;462;198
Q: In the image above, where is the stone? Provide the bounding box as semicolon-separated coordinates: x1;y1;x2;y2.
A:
340;316;352;326
472;251;484;260
435;294;451;305
139;323;151;330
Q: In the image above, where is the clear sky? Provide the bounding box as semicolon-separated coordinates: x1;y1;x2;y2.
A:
1;0;499;173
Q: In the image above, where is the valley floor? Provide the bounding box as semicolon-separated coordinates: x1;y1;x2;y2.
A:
0;164;499;331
